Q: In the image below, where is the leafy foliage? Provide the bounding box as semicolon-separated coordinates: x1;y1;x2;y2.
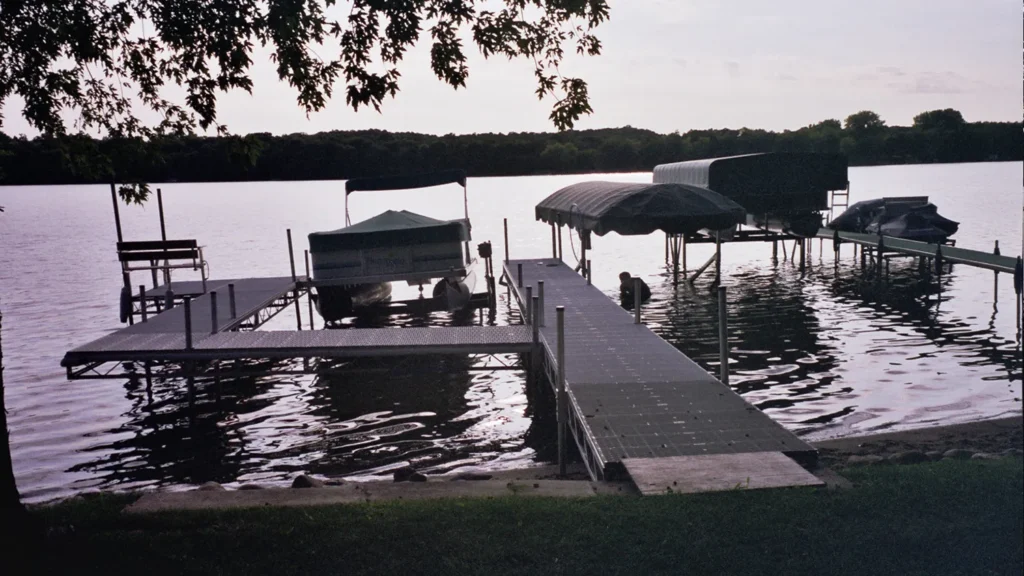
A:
0;1;610;201
0;110;1019;186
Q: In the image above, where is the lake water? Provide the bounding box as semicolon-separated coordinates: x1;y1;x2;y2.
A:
1;162;1021;502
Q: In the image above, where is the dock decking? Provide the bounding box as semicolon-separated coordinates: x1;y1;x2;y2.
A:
505;258;816;481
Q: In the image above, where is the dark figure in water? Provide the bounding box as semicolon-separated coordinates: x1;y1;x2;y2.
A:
619;271;652;303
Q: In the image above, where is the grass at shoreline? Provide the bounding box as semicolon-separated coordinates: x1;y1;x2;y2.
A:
25;459;1024;576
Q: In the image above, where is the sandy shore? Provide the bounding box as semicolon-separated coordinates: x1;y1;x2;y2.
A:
812;414;1023;466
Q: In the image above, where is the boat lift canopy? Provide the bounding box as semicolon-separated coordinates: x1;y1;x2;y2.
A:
535;181;746;236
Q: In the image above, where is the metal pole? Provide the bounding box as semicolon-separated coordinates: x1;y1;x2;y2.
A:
517;263;523;287
183;296;193;350
718;286;729;385
228;283;237;318
210;290;219;334
157;188;167;241
110;181;123;244
531;295;540;380
772;239;778;261
558;224;563;261
715;232;722;284
287;228;297;282
799;238;806;272
551;223;557;258
503;218;510;263
139;285;148;322
556;306;567;477
305;250;315;330
525;286;533;326
634;277;642;324
682;236;687;271
538;280;546;327
586;259;592;285
665;233;669;263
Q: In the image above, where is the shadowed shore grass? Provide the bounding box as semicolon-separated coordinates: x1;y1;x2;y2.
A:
24;459;1024;576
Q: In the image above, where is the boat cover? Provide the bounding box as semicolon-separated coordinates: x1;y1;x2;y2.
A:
309;210;469;252
654;153;847;214
345;169;467;194
535;181;746;236
828;198;959;243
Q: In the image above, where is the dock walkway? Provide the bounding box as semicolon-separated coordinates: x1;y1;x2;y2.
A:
506;258;817;484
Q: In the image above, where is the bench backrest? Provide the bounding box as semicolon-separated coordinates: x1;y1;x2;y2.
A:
117;239;200;263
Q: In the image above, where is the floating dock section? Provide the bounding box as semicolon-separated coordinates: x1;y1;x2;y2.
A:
505;258;818;485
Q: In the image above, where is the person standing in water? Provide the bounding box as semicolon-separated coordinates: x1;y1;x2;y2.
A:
619;271;652;302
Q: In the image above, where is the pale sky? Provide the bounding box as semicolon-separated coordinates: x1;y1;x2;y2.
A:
3;0;1021;136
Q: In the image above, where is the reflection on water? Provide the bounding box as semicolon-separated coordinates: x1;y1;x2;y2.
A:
1;163;1021;501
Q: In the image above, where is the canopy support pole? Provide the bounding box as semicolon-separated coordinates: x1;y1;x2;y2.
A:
714;231;722;285
550;223;557;258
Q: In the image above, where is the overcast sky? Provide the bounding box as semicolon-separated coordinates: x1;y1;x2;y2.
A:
3;0;1021;136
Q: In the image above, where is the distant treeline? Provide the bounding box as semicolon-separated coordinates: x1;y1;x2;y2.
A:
0;109;1020;186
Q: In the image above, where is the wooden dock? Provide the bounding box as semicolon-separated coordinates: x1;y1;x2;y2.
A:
61;275;530;377
505;258;818;487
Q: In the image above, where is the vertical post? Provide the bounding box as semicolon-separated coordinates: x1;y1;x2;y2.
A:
110;182;124;243
538;280;546;327
557;223;563;261
210;290;219;334
525;286;533;326
531;295;540;382
556;306;567;477
665;233;669;263
286;228;297;282
799;238;806;272
305;250;315;330
157;188;167;241
634;277;642;324
682;235;687;271
772;239;778;261
139;285;148;322
183;296;193;350
586;259;592;285
551;223;557;258
718;232;727;280
517;263;523;287
503;218;510;263
718;285;729;385
228;283;237;318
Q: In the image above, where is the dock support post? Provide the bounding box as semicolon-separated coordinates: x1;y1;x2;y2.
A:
665;233;669;263
503;218;509;263
139;285;148;322
157;188;167;241
531;296;540;389
557;223;563;261
538;281;545;327
286;229;302;330
110;181;124;243
551;223;557;258
556;306;567;477
304;250;315;330
634;277;642;324
228;283;237;319
1013;256;1022;332
183;296;193;350
517;263;523;288
718;286;729;385
682;236;687;272
525;286;533;325
209;291;219;334
287;229;297;281
715;232;722;284
586;259;592;285
772;239;778;262
799;238;806;272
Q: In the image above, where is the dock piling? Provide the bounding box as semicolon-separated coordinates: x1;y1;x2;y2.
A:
287;229;297;282
556;305;567;477
183;296;193;350
210;291;219;334
228;283;237;319
139;285;148;322
586;259;592;285
538;281;546;326
634;277;642;324
503;218;509;263
715;232;722;284
718;286;729;385
531;294;540;373
525;286;533;325
517;263;523;288
304;250;315;330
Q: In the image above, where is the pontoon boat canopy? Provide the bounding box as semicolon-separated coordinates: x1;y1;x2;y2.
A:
535;181;747;236
345;169;467;194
